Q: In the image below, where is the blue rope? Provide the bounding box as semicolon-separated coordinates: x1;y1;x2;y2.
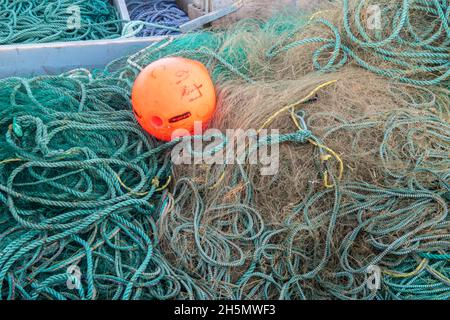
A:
127;0;189;36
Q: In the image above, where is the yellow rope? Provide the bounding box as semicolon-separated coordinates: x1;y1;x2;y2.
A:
258;80;343;188
116;174;172;196
310;140;344;188
258;80;338;132
383;259;428;278
426;265;450;285
155;176;172;191
309;9;334;21
290;106;344;188
0;158;23;165
209;171;226;190
195;81;341;191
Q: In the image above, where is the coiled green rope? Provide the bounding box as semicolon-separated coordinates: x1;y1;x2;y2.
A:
0;0;125;44
267;0;449;86
0;69;188;299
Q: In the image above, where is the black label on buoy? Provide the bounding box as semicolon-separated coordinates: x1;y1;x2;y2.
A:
169;112;192;123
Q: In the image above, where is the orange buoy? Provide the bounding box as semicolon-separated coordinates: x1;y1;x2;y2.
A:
131;57;217;141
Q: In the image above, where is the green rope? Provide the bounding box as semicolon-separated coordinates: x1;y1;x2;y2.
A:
0;0;129;44
267;0;449;86
0;0;449;300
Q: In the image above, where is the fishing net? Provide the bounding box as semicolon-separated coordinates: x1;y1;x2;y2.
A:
0;0;449;300
168;69;449;299
211;0;327;28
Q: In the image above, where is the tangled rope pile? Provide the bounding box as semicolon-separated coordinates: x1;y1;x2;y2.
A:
0;0;124;44
0;0;449;300
127;0;189;36
165;70;449;299
267;0;450;85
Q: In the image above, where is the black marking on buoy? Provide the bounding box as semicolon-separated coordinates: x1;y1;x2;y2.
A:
169;112;192;123
133;107;143;119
